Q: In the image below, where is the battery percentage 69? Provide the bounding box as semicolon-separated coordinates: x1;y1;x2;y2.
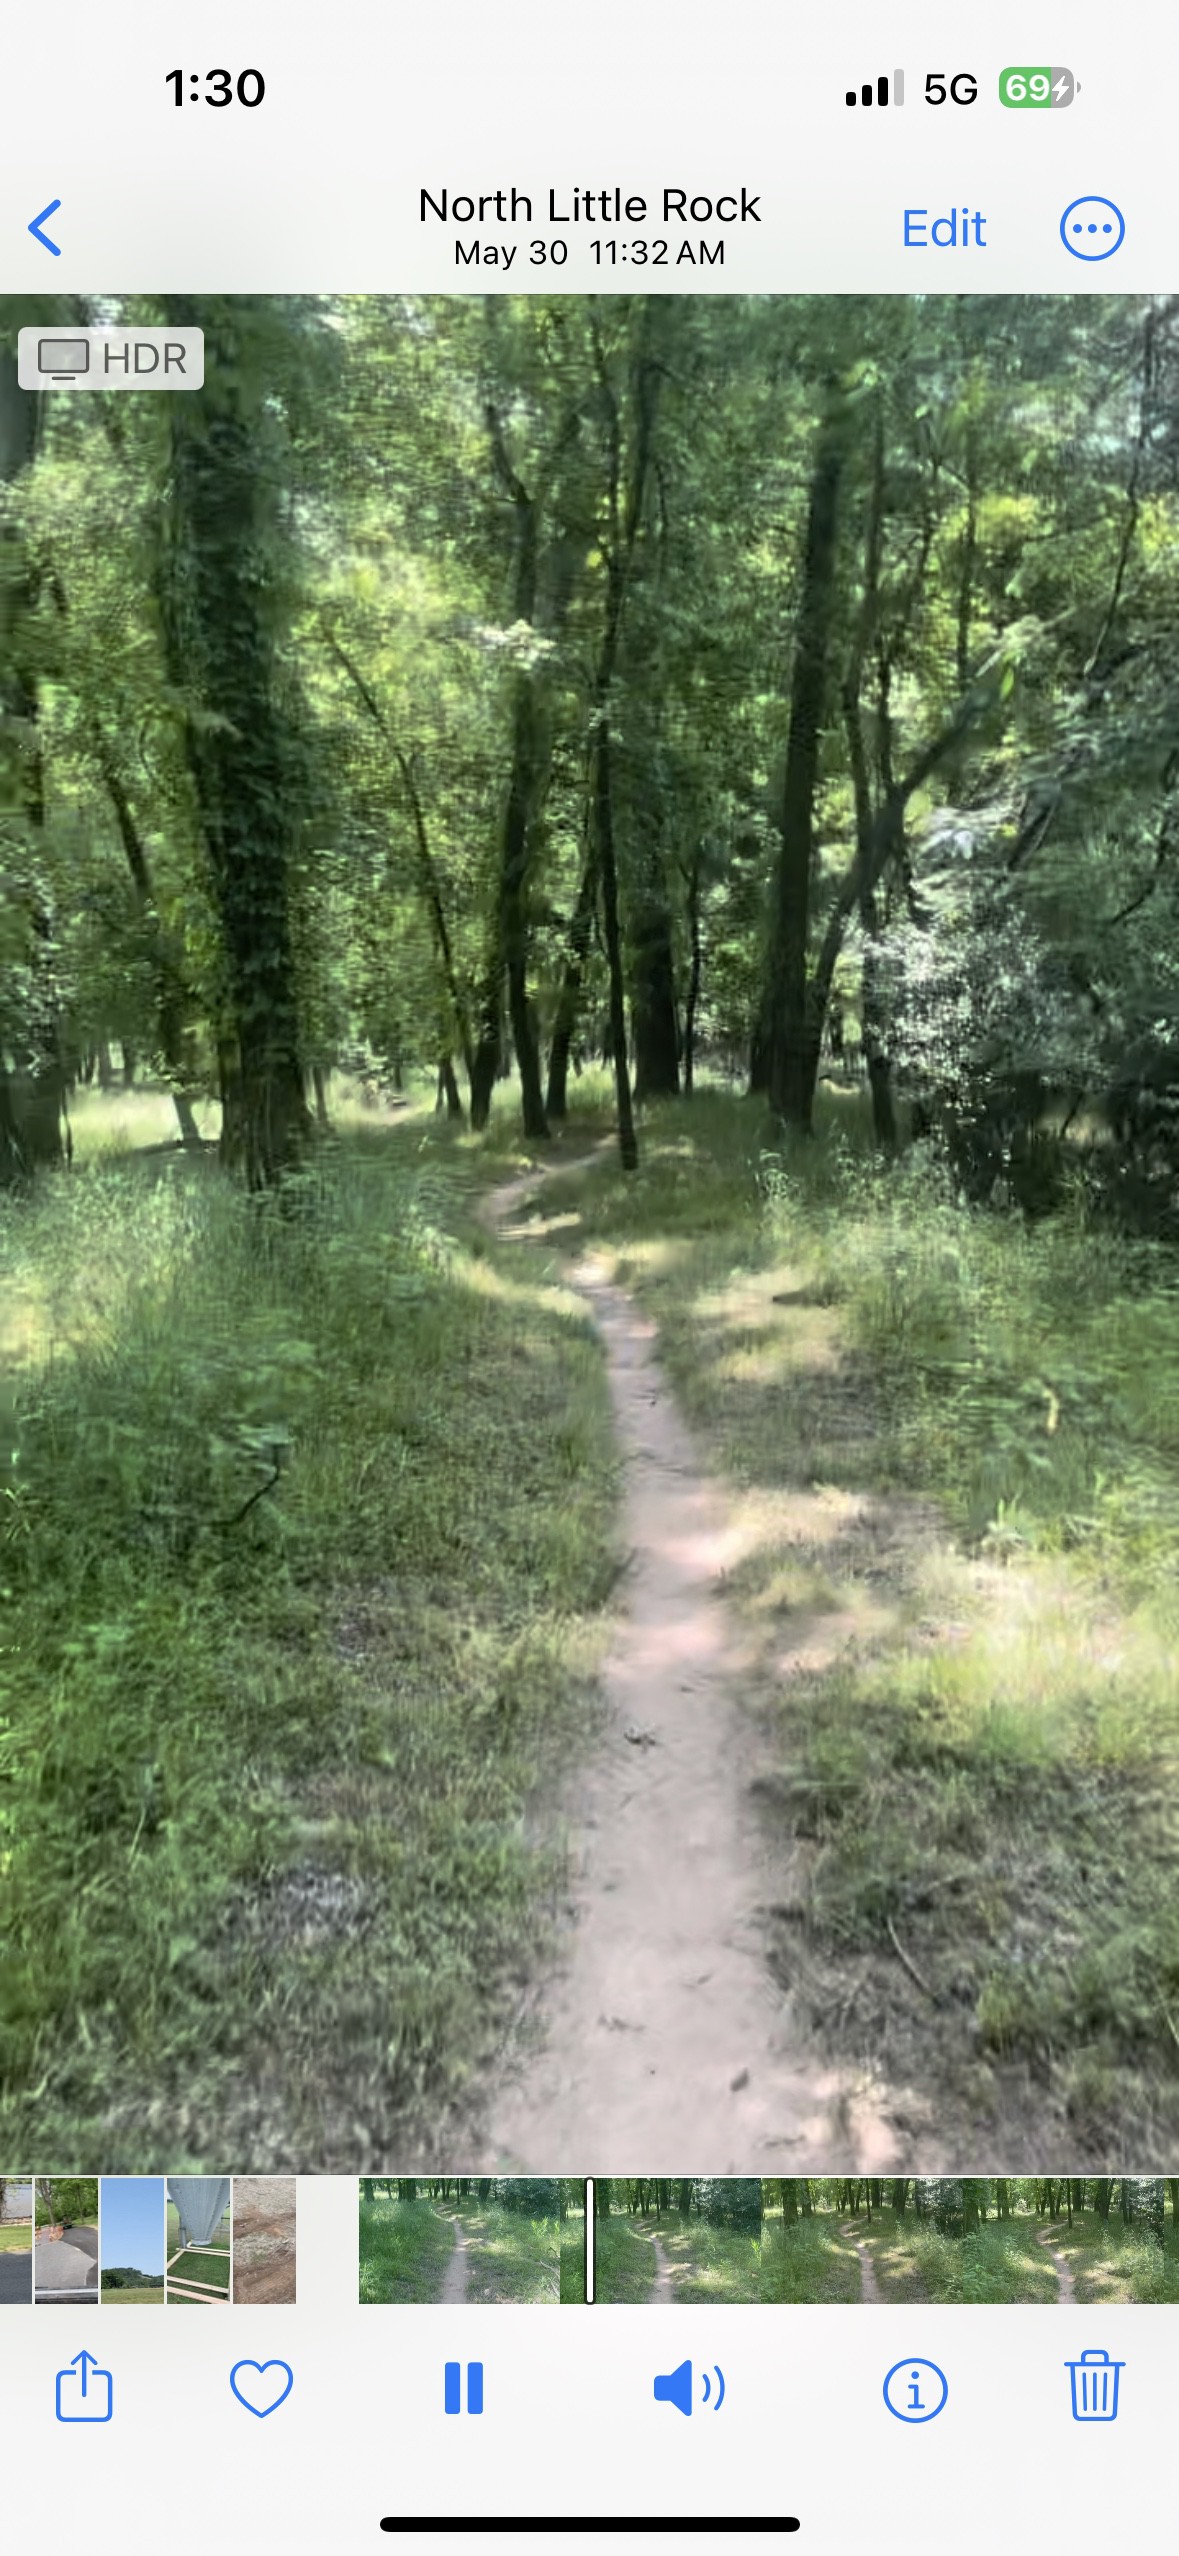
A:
999;66;1077;108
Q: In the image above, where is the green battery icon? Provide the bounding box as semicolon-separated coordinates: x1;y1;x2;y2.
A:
999;65;1077;107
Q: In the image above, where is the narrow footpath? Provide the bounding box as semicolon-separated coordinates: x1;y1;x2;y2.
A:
842;2224;881;2303
439;2215;470;2306
1037;2228;1077;2301
650;2232;675;2304
483;1157;885;2174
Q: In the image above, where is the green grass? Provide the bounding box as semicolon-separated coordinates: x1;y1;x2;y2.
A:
594;2218;659;2302
560;2213;586;2302
166;2203;230;2250
760;2214;863;2303
167;2245;230;2298
0;1117;616;2166
1048;2211;1179;2304
460;2204;559;2304
0;2226;31;2250
962;2221;1063;2303
854;2216;961;2303
102;2284;165;2302
646;2219;761;2304
359;2197;460;2304
64;1085;221;1167
536;1090;1179;2151
359;2197;558;2303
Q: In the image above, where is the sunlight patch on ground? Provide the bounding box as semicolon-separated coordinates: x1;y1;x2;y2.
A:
68;1085;221;1160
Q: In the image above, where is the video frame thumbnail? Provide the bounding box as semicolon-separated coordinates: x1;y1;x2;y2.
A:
1;295;1177;2178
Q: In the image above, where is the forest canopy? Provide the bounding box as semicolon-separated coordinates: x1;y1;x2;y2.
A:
1;292;1178;1200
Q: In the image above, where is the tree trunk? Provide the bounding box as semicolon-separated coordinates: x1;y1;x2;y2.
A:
474;400;561;1144
324;640;475;1095
764;398;847;1129
860;900;897;1147
163;297;310;1188
546;837;599;1119
596;719;638;1171
95;742;204;1148
469;981;502;1134
0;349;65;1180
841;400;897;1150
683;854;703;1097
630;888;680;1102
503;673;549;1140
437;1055;463;1119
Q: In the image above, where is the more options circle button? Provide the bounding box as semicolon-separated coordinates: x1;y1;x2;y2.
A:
1060;196;1125;259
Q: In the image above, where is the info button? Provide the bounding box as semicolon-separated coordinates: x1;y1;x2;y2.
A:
903;206;988;249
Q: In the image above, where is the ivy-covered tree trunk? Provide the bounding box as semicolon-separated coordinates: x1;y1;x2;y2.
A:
0;348;65;1180
163;298;310;1187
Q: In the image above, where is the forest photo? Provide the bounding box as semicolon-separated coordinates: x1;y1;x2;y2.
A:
962;2175;1179;2303
761;2178;961;2305
594;2177;764;2304
1;293;1178;2172
359;2176;559;2304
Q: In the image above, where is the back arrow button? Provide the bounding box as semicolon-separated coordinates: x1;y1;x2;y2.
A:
29;200;62;256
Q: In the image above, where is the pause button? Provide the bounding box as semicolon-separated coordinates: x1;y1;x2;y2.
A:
444;2361;484;2415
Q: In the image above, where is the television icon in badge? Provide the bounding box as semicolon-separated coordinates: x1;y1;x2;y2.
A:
38;338;90;380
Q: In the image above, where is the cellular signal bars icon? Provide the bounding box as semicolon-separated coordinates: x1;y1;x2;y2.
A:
846;72;905;106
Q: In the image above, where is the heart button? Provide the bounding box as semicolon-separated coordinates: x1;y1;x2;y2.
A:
230;2358;294;2418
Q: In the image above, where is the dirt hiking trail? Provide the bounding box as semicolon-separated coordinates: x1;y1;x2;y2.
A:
842;2224;881;2303
649;2233;674;2303
232;2177;296;2304
1037;2228;1077;2301
482;1152;898;2175
439;2215;470;2306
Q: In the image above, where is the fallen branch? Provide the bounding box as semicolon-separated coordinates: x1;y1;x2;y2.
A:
886;1913;936;2001
219;1464;283;1533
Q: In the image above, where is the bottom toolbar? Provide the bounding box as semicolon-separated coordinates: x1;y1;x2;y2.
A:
1;2181;1169;2553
